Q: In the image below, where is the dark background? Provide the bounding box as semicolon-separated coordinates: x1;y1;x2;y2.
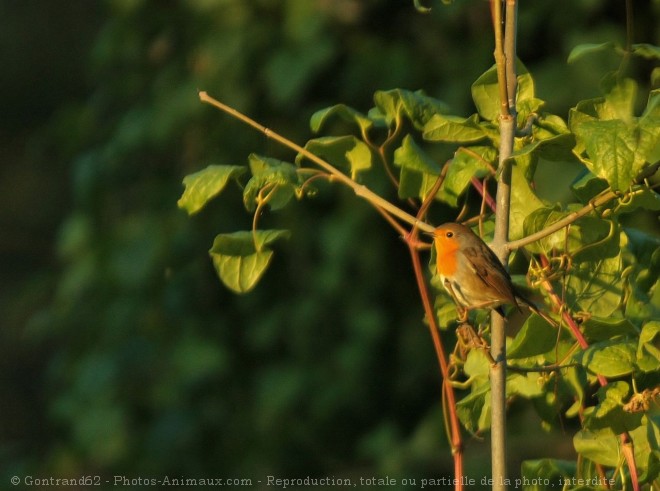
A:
1;1;658;489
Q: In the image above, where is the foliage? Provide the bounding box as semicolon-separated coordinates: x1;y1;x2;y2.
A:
2;1;659;490
180;19;660;491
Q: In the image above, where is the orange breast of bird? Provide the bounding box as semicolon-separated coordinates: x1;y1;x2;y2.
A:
433;234;461;279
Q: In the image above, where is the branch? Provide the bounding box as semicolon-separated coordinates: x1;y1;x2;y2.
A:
198;91;434;234
505;187;628;252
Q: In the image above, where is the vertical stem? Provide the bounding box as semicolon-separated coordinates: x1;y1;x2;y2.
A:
490;1;517;490
490;122;513;491
504;0;518;116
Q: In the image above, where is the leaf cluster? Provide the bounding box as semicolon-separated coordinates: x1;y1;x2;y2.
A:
181;40;660;486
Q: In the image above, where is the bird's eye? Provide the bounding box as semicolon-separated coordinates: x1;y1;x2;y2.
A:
446;232;453;238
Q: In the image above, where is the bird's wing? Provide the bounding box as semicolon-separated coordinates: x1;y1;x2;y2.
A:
461;243;520;309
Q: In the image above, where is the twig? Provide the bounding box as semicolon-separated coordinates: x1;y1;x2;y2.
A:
198;91;434;234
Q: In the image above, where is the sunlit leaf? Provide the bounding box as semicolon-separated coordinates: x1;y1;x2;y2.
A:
573;428;619;467
508;314;558;359
509;164;546;241
437;146;493;206
637;321;660;372
423;113;485;143
471;61;536;121
565;251;624;316
570;80;660;191
243;154;298;212
298;136;372;180
177;165;246;215
373;89;449;129
310;104;374;134
631;43;660;60
567;42;615;64
393;135;443;201
521;459;575;489
586;382;641;435
578;340;636;378
209;230;290;294
580;317;639;343
456;384;491;433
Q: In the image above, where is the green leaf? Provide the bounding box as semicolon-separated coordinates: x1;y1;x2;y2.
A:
393;135;442;201
373;89;448;130
509;164;546;241
243;154;298;212
464;349;490;379
565;252;624;316
471;61;536;121
508;314;558;359
393;136;442;174
586;381;642;435
456;384;491;433
507;372;544;398
522;207;619;260
623;230;660;327
573;119;644;191
422;113;485;143
567;42;615;64
570;80;660;191
579;340;637;378
520;459;575;489
209;230;290;294
573;427;619;467
570;171;609;203
298;136;372;180
633;417;660;481
310;104;373;134
631;43;660;60
177;165;246;215
438;146;493;207
413;0;432;12
637;321;660;372
580;317;639;343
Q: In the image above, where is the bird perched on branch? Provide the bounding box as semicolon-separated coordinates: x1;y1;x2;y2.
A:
428;222;555;325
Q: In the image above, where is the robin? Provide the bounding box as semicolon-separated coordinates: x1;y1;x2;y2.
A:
429;222;554;324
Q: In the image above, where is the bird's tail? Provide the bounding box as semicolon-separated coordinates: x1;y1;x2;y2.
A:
516;294;559;328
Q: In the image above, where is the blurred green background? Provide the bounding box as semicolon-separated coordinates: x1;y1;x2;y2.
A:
1;1;658;489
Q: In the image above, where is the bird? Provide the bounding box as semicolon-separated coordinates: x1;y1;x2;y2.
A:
428;222;554;324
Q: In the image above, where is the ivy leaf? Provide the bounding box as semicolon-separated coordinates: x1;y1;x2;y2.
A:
567;42;615;64
423;113;485;143
570;171;609;203
393;135;442;201
570;80;660;191
509;164;546;241
297;136;372;180
372;89;449;130
310;104;374;134
565;252;624;316
209;230;290;294
631;43;660;60
637;321;660;373
584;382;641;436
581;317;639;343
438;146;493;206
523;208;616;260
471;61;537;122
507;372;544;399
578;340;637;378
573;428;619;467
177;165;246;215
456;384;491;433
508;314;558;359
243;154;298;212
521;459;575;487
